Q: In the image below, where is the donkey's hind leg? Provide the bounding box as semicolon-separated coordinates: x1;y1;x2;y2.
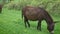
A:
24;17;30;28
27;20;30;27
26;19;30;27
24;17;27;28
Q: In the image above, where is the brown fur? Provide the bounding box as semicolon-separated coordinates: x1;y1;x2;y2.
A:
0;5;3;13
22;6;55;34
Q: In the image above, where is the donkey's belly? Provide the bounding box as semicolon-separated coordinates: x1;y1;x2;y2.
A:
26;15;38;20
25;11;38;20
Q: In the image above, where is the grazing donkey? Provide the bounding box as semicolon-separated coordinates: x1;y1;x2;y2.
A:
0;4;3;13
22;6;55;34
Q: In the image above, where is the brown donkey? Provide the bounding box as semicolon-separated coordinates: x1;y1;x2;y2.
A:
0;4;3;13
22;6;55;34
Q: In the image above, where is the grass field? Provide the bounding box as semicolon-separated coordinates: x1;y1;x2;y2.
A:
0;8;60;34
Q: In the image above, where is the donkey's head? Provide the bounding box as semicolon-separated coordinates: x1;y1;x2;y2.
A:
48;21;59;34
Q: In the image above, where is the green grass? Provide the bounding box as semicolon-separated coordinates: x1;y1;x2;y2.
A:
0;8;60;34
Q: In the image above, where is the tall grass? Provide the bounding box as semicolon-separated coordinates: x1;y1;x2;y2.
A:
0;7;60;34
3;0;60;16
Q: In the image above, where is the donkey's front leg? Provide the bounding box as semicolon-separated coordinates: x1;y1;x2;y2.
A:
37;20;41;31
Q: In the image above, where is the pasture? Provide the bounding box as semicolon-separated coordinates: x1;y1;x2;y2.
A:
0;7;60;34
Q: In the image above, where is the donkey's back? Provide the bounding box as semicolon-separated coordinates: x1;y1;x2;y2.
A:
22;6;49;21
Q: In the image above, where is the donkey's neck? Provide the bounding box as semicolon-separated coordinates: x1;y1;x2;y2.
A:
44;12;54;24
46;16;53;24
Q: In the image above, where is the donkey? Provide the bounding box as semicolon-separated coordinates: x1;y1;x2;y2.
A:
22;6;55;34
0;4;3;13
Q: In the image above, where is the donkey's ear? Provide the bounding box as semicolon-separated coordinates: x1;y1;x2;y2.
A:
54;21;60;23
